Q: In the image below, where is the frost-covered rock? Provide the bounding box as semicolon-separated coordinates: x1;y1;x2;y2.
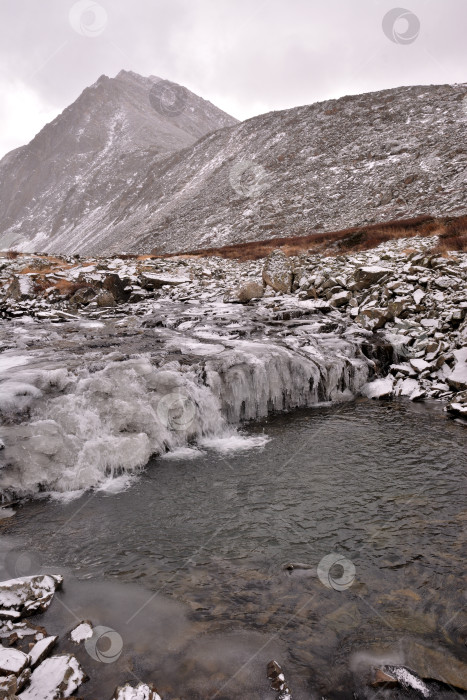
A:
0;576;63;619
380;666;430;698
0;647;30;675
361;376;394;399
69;621;93;643
446;348;467;391
28;636;58;668
329;290;351;307
112;682;161;700
18;654;86;699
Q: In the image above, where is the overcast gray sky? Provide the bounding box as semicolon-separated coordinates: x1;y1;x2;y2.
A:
0;0;465;158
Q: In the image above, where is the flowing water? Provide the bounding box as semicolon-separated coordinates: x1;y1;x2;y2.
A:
1;399;466;699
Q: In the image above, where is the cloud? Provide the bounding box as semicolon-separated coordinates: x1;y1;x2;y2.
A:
0;0;466;158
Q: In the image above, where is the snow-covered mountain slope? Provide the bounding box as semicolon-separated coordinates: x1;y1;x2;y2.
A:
0;81;466;255
0;70;238;253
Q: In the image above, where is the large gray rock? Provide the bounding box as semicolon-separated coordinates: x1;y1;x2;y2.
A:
94;289;116;307
330;290;351;307
356;307;388;330
69;286;97;306
102;273;130;303
224;281;264;303
262;251;293;293
353;266;389;291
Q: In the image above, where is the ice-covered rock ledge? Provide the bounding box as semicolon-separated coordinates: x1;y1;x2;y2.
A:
0;234;465;499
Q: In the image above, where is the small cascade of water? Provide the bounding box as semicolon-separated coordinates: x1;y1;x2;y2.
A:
0;329;370;500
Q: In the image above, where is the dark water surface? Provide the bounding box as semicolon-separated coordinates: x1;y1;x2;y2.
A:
1;399;466;698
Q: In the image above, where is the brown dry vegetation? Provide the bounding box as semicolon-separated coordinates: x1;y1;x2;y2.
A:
157;214;467;261
432;216;467;255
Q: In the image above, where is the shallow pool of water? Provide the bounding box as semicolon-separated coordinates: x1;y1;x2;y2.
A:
1;399;466;698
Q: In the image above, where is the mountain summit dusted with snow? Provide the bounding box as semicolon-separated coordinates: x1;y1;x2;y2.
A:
0;70;238;253
0;76;466;255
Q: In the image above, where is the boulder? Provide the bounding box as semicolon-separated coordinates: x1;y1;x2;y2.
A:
19;654;86;699
0;575;63;619
0;647;30;675
330;290;351;307
224;281;264;303
69;286;97;306
409;358;430;373
353;266;389;291
94;290;116;307
102;273;130;303
28;636;58;669
403;641;467;691
356;308;388;330
446;363;467;391
386;300;408;319
262;250;293;293
361;376;394;399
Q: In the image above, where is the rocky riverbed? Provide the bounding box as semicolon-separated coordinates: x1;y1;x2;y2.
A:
0;235;466;499
1;233;466;426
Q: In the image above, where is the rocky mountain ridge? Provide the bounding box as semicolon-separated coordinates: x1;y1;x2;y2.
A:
0;79;466;255
0;70;238;253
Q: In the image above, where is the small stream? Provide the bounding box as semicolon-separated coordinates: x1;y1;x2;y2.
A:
1;399;466;698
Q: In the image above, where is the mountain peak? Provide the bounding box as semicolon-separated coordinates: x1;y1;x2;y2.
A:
0;71;239;252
